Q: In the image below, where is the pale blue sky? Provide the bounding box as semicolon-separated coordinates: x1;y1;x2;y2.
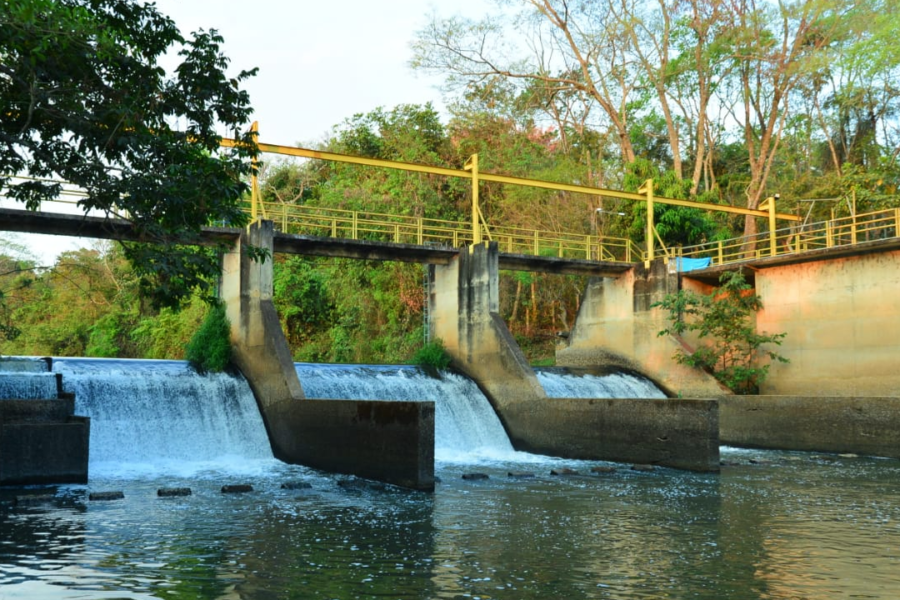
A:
155;0;486;144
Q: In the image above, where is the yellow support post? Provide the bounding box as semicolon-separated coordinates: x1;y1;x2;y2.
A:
464;154;481;245
250;121;260;221
640;179;654;266
759;195;778;257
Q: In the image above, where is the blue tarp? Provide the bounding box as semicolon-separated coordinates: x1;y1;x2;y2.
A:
675;257;712;272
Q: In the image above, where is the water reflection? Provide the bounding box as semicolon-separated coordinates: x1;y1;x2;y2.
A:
2;451;899;599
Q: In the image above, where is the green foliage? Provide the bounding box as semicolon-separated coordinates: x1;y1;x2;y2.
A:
1;0;258;308
185;303;232;373
412;339;452;370
653;271;789;394
86;314;121;358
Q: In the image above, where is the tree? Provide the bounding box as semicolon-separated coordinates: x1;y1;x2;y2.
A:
653;270;788;394
0;0;258;308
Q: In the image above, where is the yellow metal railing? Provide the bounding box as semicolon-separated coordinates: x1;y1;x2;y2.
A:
248;200;644;263
677;208;900;268
222;123;801;266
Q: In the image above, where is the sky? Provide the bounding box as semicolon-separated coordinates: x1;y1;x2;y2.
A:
6;0;488;263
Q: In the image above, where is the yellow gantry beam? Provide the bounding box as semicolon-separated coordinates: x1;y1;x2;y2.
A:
220;136;801;223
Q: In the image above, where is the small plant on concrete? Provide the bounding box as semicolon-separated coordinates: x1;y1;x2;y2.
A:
653;270;788;394
412;338;452;371
186;302;232;373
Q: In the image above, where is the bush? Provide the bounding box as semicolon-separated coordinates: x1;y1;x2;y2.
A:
185;302;232;373
653;270;788;394
411;339;452;370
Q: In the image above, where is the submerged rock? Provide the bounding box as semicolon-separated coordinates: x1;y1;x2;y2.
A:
590;466;617;474
89;491;124;501
337;478;386;491
508;471;535;478
158;487;192;497
462;473;489;481
631;464;655;472
550;468;579;476
221;484;254;494
281;481;313;490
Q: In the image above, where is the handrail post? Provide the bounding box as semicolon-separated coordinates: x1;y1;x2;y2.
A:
895;209;900;238
717;240;724;265
417;218;423;245
585;235;591;260
640;179;654;266
464;154;481;245
768;198;777;256
533;230;539;256
352;211;358;240
250;121;260;221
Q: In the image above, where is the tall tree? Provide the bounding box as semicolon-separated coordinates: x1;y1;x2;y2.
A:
0;0;258;307
412;0;640;164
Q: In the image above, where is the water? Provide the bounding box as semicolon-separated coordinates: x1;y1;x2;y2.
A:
537;367;667;399
1;359;899;599
51;358;273;477
296;363;514;461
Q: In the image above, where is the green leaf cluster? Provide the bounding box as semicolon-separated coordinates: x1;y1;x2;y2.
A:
411;339;452;371
185;302;231;374
653;271;789;394
1;0;258;309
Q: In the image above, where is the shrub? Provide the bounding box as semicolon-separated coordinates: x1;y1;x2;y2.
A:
185;302;232;373
411;338;452;370
653;270;788;394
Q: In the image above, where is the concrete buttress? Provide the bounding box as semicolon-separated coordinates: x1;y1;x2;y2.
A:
222;221;435;490
429;243;720;471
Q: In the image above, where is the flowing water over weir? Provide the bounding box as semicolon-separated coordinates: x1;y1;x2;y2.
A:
52;358;273;471
296;363;514;460
536;366;667;398
2;358;900;599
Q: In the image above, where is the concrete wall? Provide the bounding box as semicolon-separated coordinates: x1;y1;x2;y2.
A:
0;397;90;485
429;243;720;471
262;399;435;491
558;259;726;398
754;250;900;395
720;396;900;459
222;221;435;490
501;397;720;471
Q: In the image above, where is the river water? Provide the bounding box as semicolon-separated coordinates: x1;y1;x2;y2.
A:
0;359;898;599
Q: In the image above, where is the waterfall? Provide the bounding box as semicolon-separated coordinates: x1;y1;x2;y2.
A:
3;356;669;475
0;357;58;400
536;367;667;398
295;363;515;461
51;358;273;470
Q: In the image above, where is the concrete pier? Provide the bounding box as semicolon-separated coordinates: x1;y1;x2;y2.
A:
558;259;726;398
429;242;720;471
222;221;435;490
0;395;90;485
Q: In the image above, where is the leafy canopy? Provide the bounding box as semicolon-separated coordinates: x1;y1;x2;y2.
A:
0;0;258;307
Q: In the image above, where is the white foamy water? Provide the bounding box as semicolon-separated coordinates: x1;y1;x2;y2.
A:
51;358;274;477
537;367;667;398
295;363;517;462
